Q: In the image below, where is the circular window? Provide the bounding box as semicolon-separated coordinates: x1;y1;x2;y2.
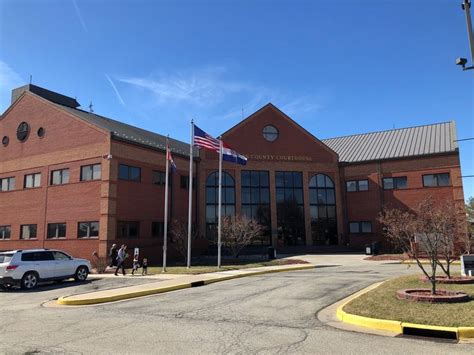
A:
37;127;45;138
262;125;279;142
2;136;9;146
17;122;30;142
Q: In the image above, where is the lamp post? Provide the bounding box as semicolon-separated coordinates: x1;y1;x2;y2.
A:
457;0;474;70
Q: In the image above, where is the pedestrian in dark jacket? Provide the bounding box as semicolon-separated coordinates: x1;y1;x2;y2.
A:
109;244;118;267
115;244;128;276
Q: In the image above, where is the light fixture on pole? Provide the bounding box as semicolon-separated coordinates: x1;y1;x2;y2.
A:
457;0;474;71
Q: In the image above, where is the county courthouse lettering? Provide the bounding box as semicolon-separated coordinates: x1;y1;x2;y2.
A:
247;154;313;162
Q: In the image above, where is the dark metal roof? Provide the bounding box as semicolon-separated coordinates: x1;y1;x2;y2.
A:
54;104;196;157
12;84;80;108
321;121;458;163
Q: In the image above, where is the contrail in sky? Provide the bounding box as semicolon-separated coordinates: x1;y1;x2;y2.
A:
105;73;126;106
72;0;88;32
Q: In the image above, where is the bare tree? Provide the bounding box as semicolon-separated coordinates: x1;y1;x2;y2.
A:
427;200;465;278
169;219;196;264
221;215;263;258
379;199;444;294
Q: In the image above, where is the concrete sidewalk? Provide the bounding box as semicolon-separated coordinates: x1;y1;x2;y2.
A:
58;263;316;306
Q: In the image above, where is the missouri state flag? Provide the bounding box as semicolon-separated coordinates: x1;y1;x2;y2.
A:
221;143;247;165
167;146;177;173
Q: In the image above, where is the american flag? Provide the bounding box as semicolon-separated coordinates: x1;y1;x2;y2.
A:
193;125;221;152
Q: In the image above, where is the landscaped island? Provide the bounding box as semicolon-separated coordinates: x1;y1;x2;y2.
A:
343;275;474;328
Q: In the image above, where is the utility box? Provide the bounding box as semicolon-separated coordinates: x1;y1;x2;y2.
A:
461;255;474;277
365;244;372;255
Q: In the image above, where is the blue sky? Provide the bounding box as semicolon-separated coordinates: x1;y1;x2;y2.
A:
0;0;473;199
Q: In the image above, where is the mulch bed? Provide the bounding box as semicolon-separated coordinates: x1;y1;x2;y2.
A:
396;288;470;303
420;276;474;284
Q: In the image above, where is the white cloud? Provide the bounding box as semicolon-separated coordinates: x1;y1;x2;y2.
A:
0;60;23;111
119;67;253;106
0;61;23;89
105;73;125;106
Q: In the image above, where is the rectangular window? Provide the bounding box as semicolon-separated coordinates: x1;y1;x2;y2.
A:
24;173;41;188
423;173;450;187
0;225;11;240
81;164;101;181
20;224;37;239
117;221;139;238
152;171;166;186
78;221;99;238
0;177;15;191
349;221;373;234
383;176;407;190
180;175;196;189
47;223;67;239
119;164;141;182
51;169;69;185
152;221;164;238
241;171;271;246
346;179;369;192
346;181;357;192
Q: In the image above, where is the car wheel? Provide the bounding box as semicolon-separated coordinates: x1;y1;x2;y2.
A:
21;272;39;290
74;266;89;282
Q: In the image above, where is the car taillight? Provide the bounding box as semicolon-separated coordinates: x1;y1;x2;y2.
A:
6;265;18;271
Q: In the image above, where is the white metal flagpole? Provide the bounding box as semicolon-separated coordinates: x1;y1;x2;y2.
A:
187;120;194;269
163;136;170;272
217;139;223;268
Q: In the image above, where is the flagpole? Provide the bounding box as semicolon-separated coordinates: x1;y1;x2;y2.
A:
187;120;194;269
217;139;223;268
163;136;170;272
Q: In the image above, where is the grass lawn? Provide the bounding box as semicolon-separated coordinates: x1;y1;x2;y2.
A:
343;275;474;327
146;258;309;275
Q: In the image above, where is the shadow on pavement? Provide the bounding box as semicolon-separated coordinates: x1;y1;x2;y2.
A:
0;279;95;293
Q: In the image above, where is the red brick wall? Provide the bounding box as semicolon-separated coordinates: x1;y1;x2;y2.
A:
0;93;110;261
341;154;464;249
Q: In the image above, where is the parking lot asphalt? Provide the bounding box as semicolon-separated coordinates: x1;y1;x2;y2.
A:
0;255;472;354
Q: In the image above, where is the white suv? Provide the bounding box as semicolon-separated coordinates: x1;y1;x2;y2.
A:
0;249;91;290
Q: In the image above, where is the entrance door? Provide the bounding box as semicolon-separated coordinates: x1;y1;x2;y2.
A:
275;171;305;246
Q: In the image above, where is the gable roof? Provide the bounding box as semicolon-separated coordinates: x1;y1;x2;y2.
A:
54;104;196;157
6;85;196;158
222;103;339;158
321;121;458;163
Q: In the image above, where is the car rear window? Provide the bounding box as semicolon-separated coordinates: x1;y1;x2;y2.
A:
0;253;14;263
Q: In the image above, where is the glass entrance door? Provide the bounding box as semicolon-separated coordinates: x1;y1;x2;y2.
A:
275;171;305;246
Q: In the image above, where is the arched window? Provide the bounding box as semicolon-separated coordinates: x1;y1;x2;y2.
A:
205;171;235;241
309;174;338;245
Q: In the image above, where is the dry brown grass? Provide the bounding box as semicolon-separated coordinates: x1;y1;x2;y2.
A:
344;275;474;327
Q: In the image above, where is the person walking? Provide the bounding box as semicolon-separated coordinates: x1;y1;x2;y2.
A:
109;244;118;267
114;244;128;276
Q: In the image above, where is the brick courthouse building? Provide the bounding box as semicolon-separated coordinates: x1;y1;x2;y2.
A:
0;85;465;262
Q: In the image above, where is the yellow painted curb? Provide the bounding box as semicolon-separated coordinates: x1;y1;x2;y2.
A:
57;283;191;305
57;264;316;306
336;281;474;340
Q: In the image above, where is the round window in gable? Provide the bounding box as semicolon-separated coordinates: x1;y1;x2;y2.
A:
262;125;279;142
2;136;9;147
37;127;45;138
17;122;30;142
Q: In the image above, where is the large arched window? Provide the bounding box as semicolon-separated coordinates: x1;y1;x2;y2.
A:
309;174;338;245
206;171;235;241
